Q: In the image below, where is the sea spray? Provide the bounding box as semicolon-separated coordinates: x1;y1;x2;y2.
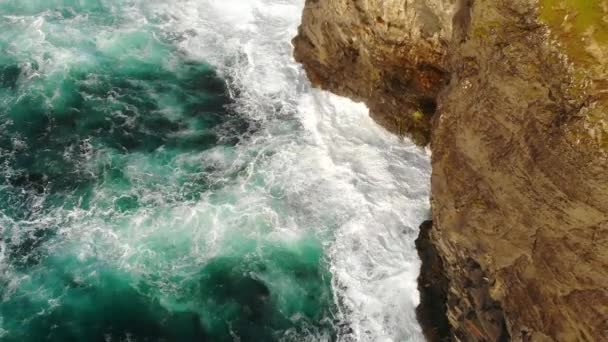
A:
0;1;431;341
0;2;334;340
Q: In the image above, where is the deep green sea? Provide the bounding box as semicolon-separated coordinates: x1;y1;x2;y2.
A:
0;1;431;341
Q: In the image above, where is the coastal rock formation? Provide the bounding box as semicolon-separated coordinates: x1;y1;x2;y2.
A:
416;220;451;341
293;0;456;144
294;0;608;341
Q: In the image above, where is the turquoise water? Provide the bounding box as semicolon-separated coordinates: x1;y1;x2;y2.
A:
0;2;334;341
0;1;432;341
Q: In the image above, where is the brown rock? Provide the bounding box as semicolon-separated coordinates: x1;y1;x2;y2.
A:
293;0;455;144
293;0;608;341
432;1;608;340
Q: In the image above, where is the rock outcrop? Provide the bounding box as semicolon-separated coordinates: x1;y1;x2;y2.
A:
293;0;456;144
293;0;608;341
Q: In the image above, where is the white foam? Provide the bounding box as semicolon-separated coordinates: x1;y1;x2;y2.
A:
1;1;432;340
154;1;431;340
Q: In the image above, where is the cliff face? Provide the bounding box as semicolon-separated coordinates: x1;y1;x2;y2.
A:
293;0;456;144
293;0;608;341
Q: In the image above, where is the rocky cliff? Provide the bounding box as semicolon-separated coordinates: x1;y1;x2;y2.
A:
293;0;455;145
293;1;608;341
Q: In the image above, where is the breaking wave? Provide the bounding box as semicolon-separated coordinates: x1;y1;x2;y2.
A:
0;1;430;341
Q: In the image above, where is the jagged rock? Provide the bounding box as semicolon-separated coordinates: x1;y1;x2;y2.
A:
293;0;608;341
293;0;456;144
416;221;452;342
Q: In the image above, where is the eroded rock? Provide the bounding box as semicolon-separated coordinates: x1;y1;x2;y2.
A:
416;221;452;342
294;0;608;341
293;0;456;144
432;1;608;340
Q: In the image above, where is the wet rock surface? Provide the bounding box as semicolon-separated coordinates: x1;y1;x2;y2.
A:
294;0;608;341
416;221;452;342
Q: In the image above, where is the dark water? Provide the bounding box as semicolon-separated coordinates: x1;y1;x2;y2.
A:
0;1;335;341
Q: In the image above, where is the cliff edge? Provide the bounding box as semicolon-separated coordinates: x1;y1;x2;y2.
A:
293;0;608;341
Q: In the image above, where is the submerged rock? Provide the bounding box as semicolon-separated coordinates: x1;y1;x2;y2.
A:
294;0;608;341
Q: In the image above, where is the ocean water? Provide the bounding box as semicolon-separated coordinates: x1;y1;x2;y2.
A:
0;1;431;341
